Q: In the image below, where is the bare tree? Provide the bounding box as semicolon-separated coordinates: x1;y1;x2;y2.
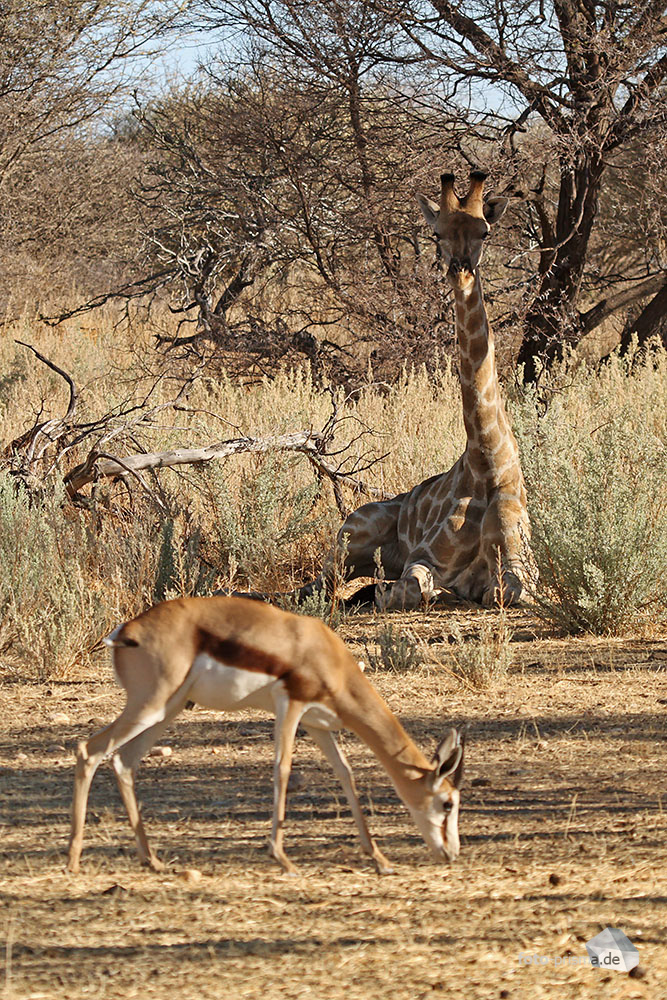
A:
33;0;665;382
376;0;667;379
0;1;182;187
193;0;666;380
87;4;502;382
0;130;147;310
0;2;190;311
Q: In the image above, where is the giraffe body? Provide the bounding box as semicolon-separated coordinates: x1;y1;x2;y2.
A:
302;172;530;609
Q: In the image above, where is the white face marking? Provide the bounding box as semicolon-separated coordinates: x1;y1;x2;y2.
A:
409;787;460;863
188;653;279;712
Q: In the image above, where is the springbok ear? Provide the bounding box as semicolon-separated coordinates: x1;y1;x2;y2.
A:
416;193;440;233
430;728;465;790
483;196;509;225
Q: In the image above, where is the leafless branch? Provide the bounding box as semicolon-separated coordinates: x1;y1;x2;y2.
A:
65;429;394;508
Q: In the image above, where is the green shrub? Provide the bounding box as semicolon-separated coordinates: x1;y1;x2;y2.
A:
0;477;98;677
154;516;216;602
201;453;325;591
512;354;667;634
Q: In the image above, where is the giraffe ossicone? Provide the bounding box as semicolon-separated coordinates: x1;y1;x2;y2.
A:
300;170;531;610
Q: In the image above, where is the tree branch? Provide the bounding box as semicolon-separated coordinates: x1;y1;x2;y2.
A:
580;273;667;336
65;430;395;504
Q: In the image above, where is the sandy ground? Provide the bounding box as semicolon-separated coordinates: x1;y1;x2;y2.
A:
1;608;666;1000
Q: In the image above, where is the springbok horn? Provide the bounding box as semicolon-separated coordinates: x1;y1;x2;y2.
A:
440;172;460;215
462;170;487;217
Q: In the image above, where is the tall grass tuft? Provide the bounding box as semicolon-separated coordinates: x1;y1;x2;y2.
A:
0;475;162;678
446;614;514;688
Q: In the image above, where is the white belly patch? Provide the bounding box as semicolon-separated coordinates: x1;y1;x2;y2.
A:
186;654;343;731
187;653;278;712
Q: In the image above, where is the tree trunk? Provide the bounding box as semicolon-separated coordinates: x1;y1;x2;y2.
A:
618;280;667;356
517;153;605;383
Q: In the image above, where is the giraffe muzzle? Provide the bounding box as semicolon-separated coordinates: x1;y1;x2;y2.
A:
449;258;472;277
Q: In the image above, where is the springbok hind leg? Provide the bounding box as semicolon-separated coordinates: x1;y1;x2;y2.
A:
306;727;394;874
110;710;184;872
67;721;119;873
67;702;178;874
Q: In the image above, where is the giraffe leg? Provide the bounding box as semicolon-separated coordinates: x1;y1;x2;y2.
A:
299;497;404;600
480;497;529;606
376;561;436;611
305;726;393;874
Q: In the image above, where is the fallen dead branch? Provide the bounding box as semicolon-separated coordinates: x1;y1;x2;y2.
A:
4;342;394;515
65;432;393;513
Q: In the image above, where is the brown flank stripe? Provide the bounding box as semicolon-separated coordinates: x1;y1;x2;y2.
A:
197;630;292;678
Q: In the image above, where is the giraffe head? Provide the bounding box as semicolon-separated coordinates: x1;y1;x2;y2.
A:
417;171;509;292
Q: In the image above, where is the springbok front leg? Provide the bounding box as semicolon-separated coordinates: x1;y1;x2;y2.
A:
305;726;394;874
269;696;306;874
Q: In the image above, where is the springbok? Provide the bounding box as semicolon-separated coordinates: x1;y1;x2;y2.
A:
67;596;465;874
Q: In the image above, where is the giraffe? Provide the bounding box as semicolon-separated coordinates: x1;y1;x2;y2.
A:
300;170;530;609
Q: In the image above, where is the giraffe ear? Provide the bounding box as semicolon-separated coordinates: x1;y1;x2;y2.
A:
416;194;440;233
483;197;509;225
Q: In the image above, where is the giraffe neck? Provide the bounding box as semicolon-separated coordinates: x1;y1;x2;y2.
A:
453;271;515;483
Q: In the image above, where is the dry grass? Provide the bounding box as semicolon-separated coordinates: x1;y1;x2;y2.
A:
0;310;664;686
1;312;666;996
2;608;666;1000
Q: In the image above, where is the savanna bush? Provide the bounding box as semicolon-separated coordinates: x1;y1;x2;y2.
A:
0;474;162;678
277;588;344;630
365;624;425;673
511;350;667;634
